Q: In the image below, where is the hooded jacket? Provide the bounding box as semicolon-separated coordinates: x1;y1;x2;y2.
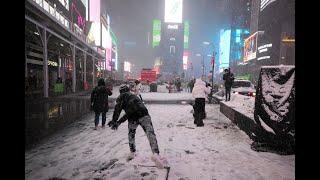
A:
192;79;211;99
91;79;113;113
112;91;149;123
134;83;142;95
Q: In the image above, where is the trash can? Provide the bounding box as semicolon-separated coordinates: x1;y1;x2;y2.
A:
150;83;157;92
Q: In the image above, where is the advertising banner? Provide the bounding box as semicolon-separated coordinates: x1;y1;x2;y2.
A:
70;0;86;29
124;61;131;72
152;19;161;48
218;29;231;71
243;31;258;62
184;21;189;49
165;0;183;23
183;51;188;70
141;70;157;82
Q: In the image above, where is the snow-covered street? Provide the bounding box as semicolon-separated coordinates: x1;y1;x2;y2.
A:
25;103;294;180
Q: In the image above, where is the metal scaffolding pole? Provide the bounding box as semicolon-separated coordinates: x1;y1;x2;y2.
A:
72;45;76;93
25;43;28;78
38;27;50;98
92;57;95;86
58;51;61;78
84;52;86;84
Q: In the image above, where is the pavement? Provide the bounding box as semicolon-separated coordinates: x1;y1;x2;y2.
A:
25;104;295;180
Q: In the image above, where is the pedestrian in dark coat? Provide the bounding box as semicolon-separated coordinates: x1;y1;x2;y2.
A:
222;68;234;101
91;78;113;130
190;78;195;92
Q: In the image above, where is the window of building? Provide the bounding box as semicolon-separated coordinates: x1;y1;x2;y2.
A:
170;45;175;54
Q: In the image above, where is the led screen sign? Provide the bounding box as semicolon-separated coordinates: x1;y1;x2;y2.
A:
218;29;231;71
243;31;258;62
165;0;183;23
70;0;86;29
152;19;161;48
184;21;189;49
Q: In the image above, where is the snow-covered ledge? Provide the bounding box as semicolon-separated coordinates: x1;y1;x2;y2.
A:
220;94;258;140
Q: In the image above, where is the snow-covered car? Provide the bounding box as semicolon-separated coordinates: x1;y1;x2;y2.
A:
231;79;256;97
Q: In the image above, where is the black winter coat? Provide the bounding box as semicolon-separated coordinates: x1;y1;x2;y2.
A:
112;92;149;123
91;85;112;113
223;72;234;88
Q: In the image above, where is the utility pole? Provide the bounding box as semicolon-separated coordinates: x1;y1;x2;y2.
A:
202;54;205;77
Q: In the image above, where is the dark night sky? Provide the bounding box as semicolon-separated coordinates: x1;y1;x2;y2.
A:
103;0;231;76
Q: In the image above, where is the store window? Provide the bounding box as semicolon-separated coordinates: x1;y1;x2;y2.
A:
86;56;93;90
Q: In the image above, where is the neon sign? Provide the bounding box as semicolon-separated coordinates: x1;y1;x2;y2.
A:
71;1;86;29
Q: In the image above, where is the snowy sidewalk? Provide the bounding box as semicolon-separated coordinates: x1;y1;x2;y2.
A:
25;104;294;180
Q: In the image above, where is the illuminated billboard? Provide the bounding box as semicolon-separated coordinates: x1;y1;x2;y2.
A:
260;0;277;11
70;0;86;29
183;51;188;70
243;31;258;62
152;19;161;48
165;0;183;23
111;30;118;71
184;21;189;49
87;22;101;46
218;29;231;71
124;61;131;72
104;30;112;71
89;0;100;22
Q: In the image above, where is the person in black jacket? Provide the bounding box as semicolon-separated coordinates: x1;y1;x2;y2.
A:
91;78;113;130
107;84;167;168
222;68;234;101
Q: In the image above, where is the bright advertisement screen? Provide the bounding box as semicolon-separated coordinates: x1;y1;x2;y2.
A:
183;51;188;70
71;0;86;29
124;61;131;72
218;29;231;71
104;30;112;71
184;21;189;49
152;19;161;48
260;0;277;11
243;31;258;62
87;22;101;46
89;0;100;22
101;24;107;48
165;0;183;23
115;50;118;71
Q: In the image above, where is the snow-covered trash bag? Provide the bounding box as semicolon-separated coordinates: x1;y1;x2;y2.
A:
252;65;295;155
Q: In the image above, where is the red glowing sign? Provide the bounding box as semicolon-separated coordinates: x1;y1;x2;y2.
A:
71;0;86;29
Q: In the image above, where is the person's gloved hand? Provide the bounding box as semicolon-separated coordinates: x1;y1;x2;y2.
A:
111;121;119;130
107;120;115;127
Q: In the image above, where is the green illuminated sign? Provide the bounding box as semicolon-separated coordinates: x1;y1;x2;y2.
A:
184;21;189;49
110;29;118;47
152;19;161;48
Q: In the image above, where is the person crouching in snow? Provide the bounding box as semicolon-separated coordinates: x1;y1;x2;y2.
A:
192;78;211;127
107;84;167;168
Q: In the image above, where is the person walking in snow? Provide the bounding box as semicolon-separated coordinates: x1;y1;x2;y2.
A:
175;77;182;92
90;78;113;130
189;78;195;93
134;79;143;101
107;84;167;168
192;78;211;127
222;68;234;101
